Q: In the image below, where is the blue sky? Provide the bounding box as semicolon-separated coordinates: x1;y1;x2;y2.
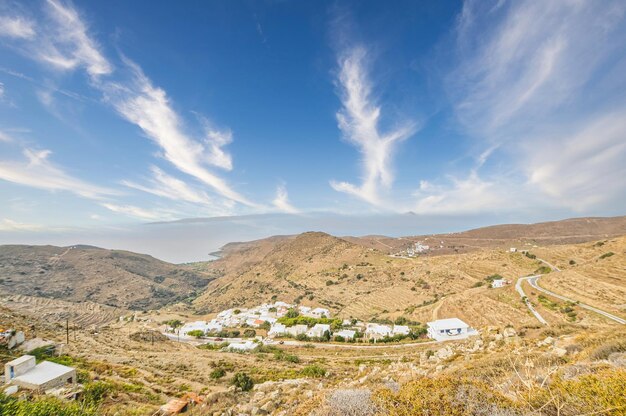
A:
1;0;626;235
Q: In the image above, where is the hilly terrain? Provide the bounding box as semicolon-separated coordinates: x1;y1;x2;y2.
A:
0;216;625;415
0;244;214;310
345;215;626;254
193;217;626;327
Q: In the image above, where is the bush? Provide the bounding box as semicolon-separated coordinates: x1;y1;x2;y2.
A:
301;364;326;378
526;368;626;415
373;376;517;415
243;329;257;338
186;329;205;338
599;252;615;260
590;340;626;360
569;260;576;265
232;372;254;391
285;308;299;318
210;368;226;379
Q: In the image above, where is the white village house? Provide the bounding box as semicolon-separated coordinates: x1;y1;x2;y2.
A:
335;329;356;340
427;318;478;342
179;320;222;336
392;325;410;336
4;355;76;392
491;279;509;288
307;324;331;338
365;323;392;340
285;324;308;337
268;323;287;337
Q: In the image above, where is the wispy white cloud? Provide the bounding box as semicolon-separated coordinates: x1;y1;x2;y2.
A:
39;0;112;78
121;165;215;207
425;0;626;213
0;15;36;39
102;58;257;207
330;46;417;207
1;1;261;213
525;110;626;210
0;130;13;143
100;203;168;221
0;218;42;231
272;184;298;214
0;148;116;199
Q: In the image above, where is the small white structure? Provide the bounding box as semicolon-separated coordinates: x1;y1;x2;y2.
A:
310;307;330;318
491;279;509;288
180;321;221;336
307;324;331;338
427;318;477;342
365;323;392;340
392;325;410;336
5;355;76;392
285;324;308;337
227;341;257;352
268;323;287;337
335;329;356;340
509;247;517;253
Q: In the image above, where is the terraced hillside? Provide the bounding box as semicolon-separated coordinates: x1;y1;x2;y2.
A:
532;236;626;319
193;232;545;325
0;245;214;310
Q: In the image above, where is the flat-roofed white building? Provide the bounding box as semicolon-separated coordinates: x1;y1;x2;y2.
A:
365;323;392;340
392;325;410;336
427;318;478;342
491;279;509;288
307;324;331;338
335;329;356;340
268;323;287;337
227;340;257;352
5;355;76;392
285;324;308;337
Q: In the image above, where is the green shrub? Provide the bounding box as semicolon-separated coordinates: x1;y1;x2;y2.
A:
599;252;614;260
186;329;205;338
301;364;326;378
210;368;226;379
232;372;254;391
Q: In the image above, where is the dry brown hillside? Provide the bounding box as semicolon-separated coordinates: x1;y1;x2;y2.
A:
0;245;214;310
345;215;626;254
193;231;548;326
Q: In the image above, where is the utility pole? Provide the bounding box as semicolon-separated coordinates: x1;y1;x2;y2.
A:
66;319;69;344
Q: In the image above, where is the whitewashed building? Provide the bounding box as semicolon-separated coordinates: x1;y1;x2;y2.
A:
392;325;410;336
491;279;509;288
180;321;218;336
285;324;308;337
426;318;477;342
268;323;287;337
335;329;356;340
227;340;257;352
307;324;331;338
4;355;76;392
365;323;392;340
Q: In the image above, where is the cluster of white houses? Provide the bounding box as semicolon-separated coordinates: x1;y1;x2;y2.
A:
178;301;331;337
177;301;477;344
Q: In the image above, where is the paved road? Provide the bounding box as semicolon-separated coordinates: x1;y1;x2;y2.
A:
162;332;444;350
527;275;626;325
516;275;548;325
516;257;625;326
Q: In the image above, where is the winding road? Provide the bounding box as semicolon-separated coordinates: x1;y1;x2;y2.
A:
516;258;626;325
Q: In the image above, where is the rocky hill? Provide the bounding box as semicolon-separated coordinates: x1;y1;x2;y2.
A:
0;245;214;310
